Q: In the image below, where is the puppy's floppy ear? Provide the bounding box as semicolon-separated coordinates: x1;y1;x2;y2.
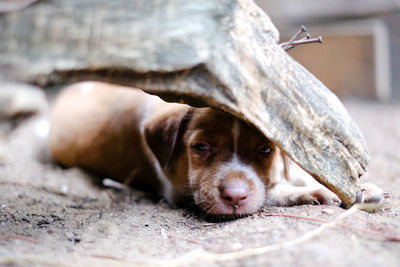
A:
144;107;193;170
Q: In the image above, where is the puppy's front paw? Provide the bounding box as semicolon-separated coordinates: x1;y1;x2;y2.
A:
356;183;390;204
266;185;341;207
295;188;341;206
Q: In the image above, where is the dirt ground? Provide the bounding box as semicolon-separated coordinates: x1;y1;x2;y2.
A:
0;98;399;267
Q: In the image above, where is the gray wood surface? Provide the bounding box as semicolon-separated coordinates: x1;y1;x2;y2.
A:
0;0;369;205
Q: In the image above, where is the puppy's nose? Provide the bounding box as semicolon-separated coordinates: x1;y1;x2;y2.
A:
219;180;249;208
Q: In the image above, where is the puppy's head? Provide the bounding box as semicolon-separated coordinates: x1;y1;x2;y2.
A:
184;108;276;216
145;107;276;216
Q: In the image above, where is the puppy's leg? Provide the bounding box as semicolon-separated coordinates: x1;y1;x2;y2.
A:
265;183;341;206
266;151;341;206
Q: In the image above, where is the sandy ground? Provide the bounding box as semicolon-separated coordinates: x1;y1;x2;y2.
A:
0;98;399;267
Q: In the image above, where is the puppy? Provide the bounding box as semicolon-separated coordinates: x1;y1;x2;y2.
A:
49;82;354;216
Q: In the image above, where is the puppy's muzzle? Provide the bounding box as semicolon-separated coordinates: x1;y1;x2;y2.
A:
219;179;249;210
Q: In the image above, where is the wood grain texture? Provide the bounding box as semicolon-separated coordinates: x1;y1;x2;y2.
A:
0;0;368;205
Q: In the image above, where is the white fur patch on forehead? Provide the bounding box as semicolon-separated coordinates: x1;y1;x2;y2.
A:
232;119;239;154
216;155;264;187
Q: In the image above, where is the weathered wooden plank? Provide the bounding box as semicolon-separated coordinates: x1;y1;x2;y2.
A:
0;0;368;205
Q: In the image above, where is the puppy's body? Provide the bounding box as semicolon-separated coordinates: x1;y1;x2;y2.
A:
50;82;186;202
50;82;341;215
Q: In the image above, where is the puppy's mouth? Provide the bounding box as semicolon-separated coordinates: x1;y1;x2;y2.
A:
208;200;259;216
194;200;260;220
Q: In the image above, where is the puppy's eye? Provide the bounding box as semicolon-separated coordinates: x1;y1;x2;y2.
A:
192;143;211;153
258;145;272;157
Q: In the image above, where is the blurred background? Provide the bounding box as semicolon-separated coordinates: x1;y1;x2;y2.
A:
255;0;400;101
0;2;399;266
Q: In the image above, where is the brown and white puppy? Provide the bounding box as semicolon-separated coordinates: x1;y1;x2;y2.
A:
50;82;371;216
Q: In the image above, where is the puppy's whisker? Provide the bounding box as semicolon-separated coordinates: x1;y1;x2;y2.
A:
206;204;218;215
